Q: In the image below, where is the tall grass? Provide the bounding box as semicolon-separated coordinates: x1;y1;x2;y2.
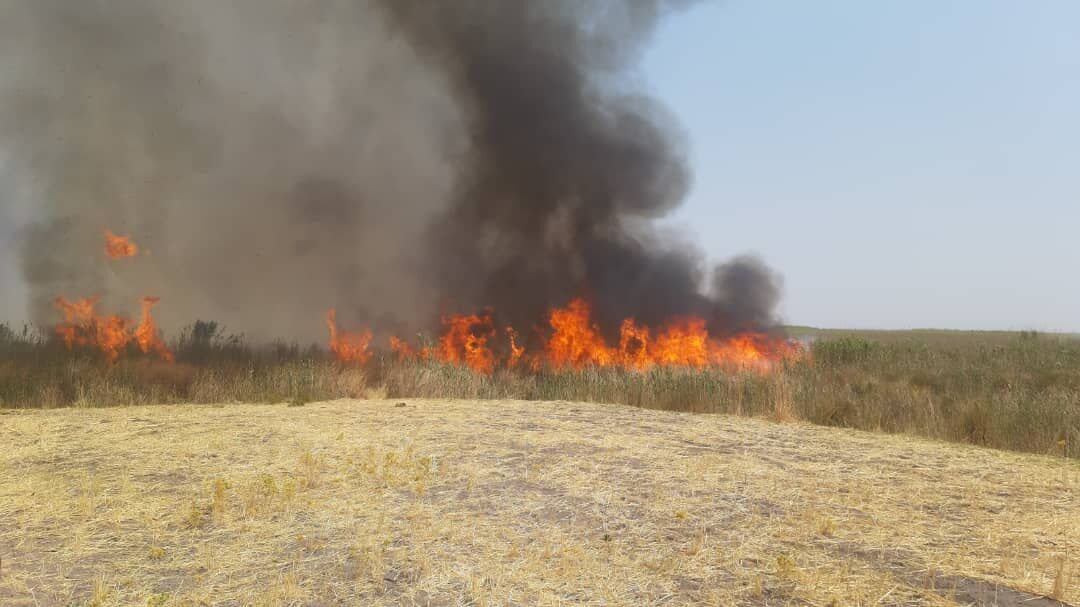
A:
1;322;1077;458
0;321;367;408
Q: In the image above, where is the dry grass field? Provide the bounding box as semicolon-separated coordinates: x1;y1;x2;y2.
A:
5;324;1079;461
1;398;1076;606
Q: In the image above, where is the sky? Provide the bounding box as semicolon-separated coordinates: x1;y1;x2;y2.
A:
2;2;1076;333
643;1;1080;331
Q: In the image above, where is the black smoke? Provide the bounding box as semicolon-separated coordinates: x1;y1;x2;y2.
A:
376;0;781;339
0;1;782;343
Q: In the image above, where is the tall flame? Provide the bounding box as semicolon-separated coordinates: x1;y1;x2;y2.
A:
546;298;614;368
326;308;373;364
55;296;131;362
506;326;525;369
104;229;138;259
437;312;497;374
618;318;652;370
54;296;173;362
135;297;174;362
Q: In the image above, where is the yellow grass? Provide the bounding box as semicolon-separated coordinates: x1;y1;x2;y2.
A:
1;399;1077;605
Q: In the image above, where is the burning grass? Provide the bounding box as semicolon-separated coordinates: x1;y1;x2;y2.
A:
326;297;802;374
53;296;173;363
0;398;1076;605
2;322;1078;460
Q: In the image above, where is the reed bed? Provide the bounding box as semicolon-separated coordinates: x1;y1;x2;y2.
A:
1;322;1077;459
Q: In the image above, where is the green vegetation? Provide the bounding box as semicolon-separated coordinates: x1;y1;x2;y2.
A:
1;322;1077;459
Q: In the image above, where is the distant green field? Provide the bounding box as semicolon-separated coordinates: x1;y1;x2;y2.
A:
786;325;1080;345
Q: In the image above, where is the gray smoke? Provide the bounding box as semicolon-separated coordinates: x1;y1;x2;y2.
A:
0;0;782;344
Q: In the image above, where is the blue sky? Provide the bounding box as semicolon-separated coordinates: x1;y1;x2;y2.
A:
643;1;1080;331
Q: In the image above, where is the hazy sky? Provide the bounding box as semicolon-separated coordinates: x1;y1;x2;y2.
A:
2;2;1077;333
644;1;1080;331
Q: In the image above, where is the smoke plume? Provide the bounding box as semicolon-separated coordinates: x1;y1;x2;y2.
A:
0;1;782;344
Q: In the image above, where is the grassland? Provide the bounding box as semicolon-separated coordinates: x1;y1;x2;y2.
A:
1;325;1078;604
1;322;1077;459
1;398;1077;606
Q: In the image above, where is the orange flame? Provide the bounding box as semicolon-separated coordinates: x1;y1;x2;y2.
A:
326;308;372;364
135;297;174;362
546;298;615;368
54;296;100;350
54;296;173;362
506;326;525;369
540;299;799;372
618;318;652;370
389;335;417;361
104;229;138;259
327;297;802;374
651;318;710;368
437;312;497;374
54;296;130;362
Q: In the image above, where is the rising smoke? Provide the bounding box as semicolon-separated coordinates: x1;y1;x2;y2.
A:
0;0;782;344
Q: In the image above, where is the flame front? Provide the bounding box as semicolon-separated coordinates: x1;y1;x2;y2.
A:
81;226;790;374
104;229;138;259
327;297;802;374
54;296;173;362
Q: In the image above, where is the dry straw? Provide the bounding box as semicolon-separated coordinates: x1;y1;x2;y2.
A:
1;398;1076;605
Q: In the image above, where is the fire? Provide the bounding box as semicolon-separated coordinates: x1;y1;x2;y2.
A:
618;318;652;370
332;296;802;374
365;312;525;373
325;308;372;364
539;298;795;371
54;296;173;362
546;298;615;368
55;296;130;362
506;326;525;368
104;229;138;259
135;297;174;362
389;335;417;361
437;312;497;374
651;319;710;368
